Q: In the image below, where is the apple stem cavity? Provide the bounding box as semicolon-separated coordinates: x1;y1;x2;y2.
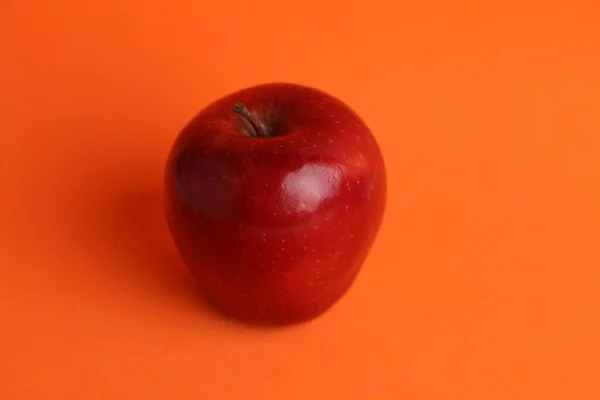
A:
233;103;266;138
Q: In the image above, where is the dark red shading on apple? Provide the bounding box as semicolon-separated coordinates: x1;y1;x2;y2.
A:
164;83;386;325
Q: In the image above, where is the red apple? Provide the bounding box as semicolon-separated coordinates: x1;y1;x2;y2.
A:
164;82;386;325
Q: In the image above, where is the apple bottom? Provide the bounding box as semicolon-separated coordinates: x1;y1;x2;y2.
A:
178;246;368;326
164;169;384;326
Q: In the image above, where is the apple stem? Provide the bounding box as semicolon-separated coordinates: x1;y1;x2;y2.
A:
233;103;266;138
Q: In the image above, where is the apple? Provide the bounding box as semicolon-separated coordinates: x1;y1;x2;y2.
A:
164;82;386;325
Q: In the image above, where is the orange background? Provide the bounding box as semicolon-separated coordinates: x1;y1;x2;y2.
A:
1;1;600;398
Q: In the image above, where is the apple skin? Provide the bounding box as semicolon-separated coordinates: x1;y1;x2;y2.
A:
164;82;386;325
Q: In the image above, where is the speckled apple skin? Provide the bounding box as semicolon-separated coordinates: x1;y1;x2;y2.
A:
165;83;386;325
